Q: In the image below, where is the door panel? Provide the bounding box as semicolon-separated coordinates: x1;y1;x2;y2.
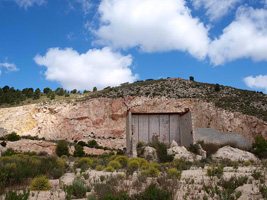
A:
170;115;181;145
149;115;160;142
159;115;170;143
138;115;149;143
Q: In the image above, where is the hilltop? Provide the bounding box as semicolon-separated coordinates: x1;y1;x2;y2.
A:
0;78;267;121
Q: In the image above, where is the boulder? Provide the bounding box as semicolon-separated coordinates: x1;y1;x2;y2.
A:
195;144;207;159
143;146;158;162
211;146;259;162
167;146;202;162
170;140;179;148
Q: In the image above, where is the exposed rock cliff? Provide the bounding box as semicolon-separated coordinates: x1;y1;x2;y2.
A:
0;97;266;149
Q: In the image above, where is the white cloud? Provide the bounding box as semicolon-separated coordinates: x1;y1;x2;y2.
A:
191;0;241;21
244;75;267;92
0;62;19;75
209;6;267;66
12;0;46;9
76;0;92;15
93;0;210;60
34;47;138;90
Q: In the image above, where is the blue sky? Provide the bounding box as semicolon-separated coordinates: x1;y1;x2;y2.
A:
0;0;267;93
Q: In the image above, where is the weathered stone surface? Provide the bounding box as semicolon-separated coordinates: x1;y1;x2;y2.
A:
167;146;202;162
170;140;179;148
211;146;259;162
0;97;266;151
143;146;158;162
2;139;57;156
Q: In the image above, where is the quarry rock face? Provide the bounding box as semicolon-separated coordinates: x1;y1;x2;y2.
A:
2;139;57;156
0;97;266;150
211;146;259;162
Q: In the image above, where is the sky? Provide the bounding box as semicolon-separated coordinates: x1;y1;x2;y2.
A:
0;0;267;93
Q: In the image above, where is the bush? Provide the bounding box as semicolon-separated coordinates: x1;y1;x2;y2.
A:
6;132;20;141
2;148;18;156
252;135;267;158
142;166;160;177
134;183;172;200
4;188;30;200
149;142;174;163
128;160;140;172
88;140;98;148
55;140;69;157
87;194;97;200
114;156;128;168
94;183;115;199
198;141;221;157
30;176;51;191
0;141;6;147
72;177;87;198
104;166;114;172
108;160;121;169
73;145;85;157
77;158;93;169
95;165;105;171
167;168;181;179
101;192;131;200
207;165;224;178
172;159;192;171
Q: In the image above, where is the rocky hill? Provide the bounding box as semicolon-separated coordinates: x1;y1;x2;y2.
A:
87;78;267;122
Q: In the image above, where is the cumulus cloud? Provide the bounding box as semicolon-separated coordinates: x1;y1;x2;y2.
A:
209;6;267;66
12;0;46;9
34;47;138;90
244;75;267;92
0;62;19;75
93;0;210;60
191;0;241;21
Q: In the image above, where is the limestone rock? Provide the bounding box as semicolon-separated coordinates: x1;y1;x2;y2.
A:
2;139;57;156
167;146;201;162
143;146;158;162
195;144;207;159
170;140;178;148
211;146;259;162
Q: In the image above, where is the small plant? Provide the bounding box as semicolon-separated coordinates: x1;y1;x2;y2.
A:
30;176;51;191
6;132;21;141
95;165;105;171
87;194;96;200
207;165;224;178
77;157;93;169
100;175;105;182
127;160;140;173
114;156;128;168
134;183;172;200
167;168;181;179
82;173;89;180
252;170;263;180
142;166;160;177
72;177;87;198
73;145;85;157
252;135;267;158
104;166;114;172
149;142;174;163
108;160;121;169
4;188;30;200
88;140;98;148
55;140;69;157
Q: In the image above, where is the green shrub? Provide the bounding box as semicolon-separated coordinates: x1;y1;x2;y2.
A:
2;148;18;156
30;176;51;191
94;183;115;199
1;141;6;147
252;135;267;158
167;168;181;179
88;140;98;148
198;141;221;157
55;140;69;157
149;142;174;163
172;159;192;171
207;165;224;178
6;132;21;141
104;166;114;172
82;173;89;180
73;145;85;157
114;156;128;168
101;192;131;200
134;183;172;200
87;194;96;200
4;188;30;200
128;160;140;173
72;177;87;198
77;158;93;169
95;165;105;171
108;160;121;169
142;166;160;177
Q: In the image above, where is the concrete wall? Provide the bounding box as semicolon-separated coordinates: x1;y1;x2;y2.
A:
180;111;194;148
127;111;194;153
